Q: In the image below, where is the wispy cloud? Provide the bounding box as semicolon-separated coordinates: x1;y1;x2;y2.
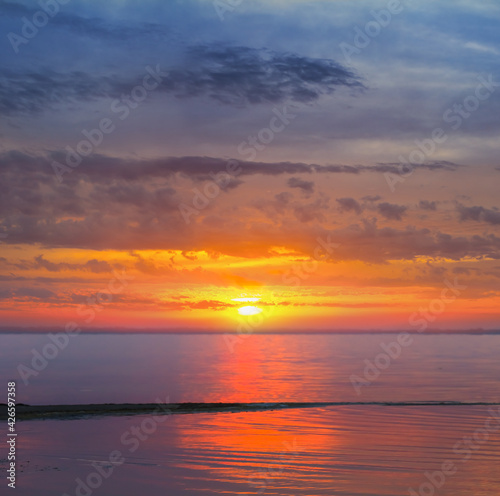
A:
0;45;364;115
457;204;500;225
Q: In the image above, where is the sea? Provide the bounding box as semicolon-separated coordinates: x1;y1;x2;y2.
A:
1;332;499;495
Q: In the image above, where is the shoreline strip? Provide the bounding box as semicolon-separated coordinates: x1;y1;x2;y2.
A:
2;401;500;421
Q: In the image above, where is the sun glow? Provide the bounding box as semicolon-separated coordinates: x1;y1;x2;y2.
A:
232;297;261;303
237;306;263;316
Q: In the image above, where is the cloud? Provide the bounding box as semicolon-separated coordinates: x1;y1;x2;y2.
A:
173;45;365;106
453;267;481;275
0;150;494;264
0;45;363;115
327;221;500;263
419;200;438;211
255;192;293;216
254;191;329;223
374;161;462;173
287;177;315;195
2;1;175;41
0;286;57;301
337;197;362;215
15;287;56;299
161;299;233;311
32;255;115;273
464;41;500;56
0;69;118;116
377;202;407;221
457;204;500;225
293;197;329;223
0;151;463;184
362;195;382;203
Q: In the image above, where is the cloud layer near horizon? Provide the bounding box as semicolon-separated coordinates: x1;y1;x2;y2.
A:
0;0;499;330
0;151;497;263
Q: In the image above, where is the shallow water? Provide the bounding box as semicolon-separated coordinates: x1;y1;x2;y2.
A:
1;333;499;495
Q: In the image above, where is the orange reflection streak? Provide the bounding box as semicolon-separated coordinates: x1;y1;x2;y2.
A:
210;335;304;403
165;406;500;495
170;409;337;490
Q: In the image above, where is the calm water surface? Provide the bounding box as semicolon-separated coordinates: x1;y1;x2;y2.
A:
1;333;499;495
1;333;499;404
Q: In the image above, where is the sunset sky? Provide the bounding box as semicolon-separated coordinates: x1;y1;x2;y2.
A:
1;0;499;331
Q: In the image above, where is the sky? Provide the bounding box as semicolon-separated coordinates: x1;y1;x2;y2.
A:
0;0;499;332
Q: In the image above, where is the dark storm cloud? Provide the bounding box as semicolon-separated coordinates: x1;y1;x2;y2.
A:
377;202;407;221
457;204;500;225
0;45;363;115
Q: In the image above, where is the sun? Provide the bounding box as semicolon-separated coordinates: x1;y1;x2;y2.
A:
231;295;264;316
237;306;263;316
